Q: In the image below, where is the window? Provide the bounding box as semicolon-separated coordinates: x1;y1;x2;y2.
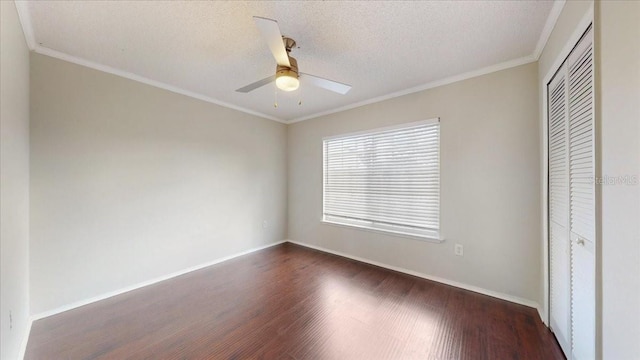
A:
322;118;441;241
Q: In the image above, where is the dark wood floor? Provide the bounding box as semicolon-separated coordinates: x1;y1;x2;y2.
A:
26;243;564;359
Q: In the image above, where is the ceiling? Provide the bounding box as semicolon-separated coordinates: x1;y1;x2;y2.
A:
17;1;561;123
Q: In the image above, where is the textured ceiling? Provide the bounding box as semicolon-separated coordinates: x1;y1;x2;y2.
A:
19;1;557;122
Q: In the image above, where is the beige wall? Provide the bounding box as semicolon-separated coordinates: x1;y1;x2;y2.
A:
597;1;640;358
29;54;288;314
0;1;31;359
288;63;541;304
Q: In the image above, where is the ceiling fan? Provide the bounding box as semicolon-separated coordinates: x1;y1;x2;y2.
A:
236;17;351;95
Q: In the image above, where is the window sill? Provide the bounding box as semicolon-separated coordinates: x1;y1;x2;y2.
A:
321;219;444;244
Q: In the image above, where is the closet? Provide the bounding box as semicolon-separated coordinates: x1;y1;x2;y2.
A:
548;25;595;360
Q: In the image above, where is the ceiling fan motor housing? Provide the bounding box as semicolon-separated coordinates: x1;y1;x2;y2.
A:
276;55;299;79
282;37;296;52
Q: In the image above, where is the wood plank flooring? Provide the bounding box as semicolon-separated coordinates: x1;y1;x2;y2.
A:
25;243;564;359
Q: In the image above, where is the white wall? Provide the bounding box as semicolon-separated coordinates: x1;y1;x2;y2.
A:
29;54;287;315
288;63;541;304
597;1;640;358
0;1;31;359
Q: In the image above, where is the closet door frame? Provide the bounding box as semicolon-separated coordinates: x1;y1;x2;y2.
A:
541;3;594;336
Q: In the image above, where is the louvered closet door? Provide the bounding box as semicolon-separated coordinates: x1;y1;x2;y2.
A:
548;69;572;357
568;27;595;360
548;25;595;360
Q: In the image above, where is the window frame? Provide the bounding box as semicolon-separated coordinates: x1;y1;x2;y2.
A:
321;118;443;243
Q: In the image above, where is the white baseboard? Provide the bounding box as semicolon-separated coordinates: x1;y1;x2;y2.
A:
538;306;548;326
31;240;286;321
28;238;546;336
18;317;33;360
286;240;542;313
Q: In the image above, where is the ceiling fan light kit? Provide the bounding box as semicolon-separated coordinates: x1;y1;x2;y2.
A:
236;16;351;97
275;71;299;92
275;53;299;92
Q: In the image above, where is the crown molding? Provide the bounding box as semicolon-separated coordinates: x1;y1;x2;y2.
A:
14;0;565;126
533;0;566;60
13;1;286;124
14;1;35;49
287;54;537;124
34;46;287;123
288;0;566;124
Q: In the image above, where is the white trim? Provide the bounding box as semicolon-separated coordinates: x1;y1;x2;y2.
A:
33;47;287;124
533;1;567;60
14;0;564;126
24;238;545;350
14;1;35;49
540;5;594;328
321;118;439;141
17;318;32;360
293;0;568;123
538;307;547;327
542;6;595;83
287;55;536;124
30;241;286;321
541;78;550;327
286;240;541;310
13;1;284;124
321;219;444;243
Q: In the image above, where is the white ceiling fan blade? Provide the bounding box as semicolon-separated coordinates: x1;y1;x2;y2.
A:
253;16;290;67
235;75;276;93
300;73;352;95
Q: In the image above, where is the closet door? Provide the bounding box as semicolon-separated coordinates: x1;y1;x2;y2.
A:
568;27;595;360
548;25;594;360
548;68;572;357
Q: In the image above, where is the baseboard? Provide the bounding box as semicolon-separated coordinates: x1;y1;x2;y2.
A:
31;240;286;321
28;239;546;330
18;317;33;360
286;240;541;311
537;306;548;326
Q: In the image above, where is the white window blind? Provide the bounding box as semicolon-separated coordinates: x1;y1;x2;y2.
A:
323;119;440;240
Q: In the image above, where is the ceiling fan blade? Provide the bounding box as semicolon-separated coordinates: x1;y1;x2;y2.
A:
300;73;352;95
253;16;290;67
235;75;276;93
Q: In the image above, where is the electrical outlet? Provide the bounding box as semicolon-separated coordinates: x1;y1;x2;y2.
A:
9;310;12;330
262;220;268;229
454;244;464;256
